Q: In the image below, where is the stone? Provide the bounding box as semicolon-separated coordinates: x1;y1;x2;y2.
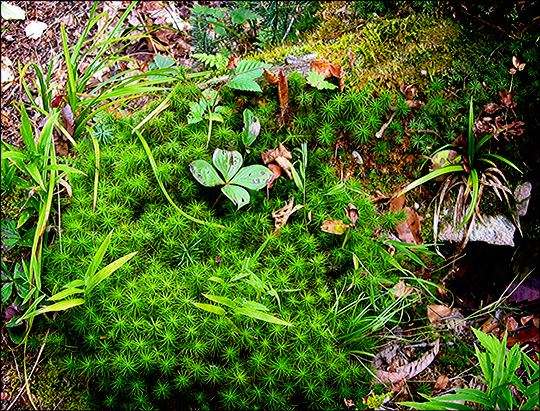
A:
514;182;532;217
439;213;516;247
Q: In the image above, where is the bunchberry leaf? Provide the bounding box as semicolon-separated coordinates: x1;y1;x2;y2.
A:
212;149;243;182
190;160;225;187
229;165;273;190
221;184;250;210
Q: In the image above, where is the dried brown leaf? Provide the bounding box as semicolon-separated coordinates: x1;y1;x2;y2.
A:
267;163;282;189
226;55;240;70
392;280;417;299
321;219;350;235
278;70;288;122
311;58;344;91
427;305;453;323
263;67;279;85
272;198;303;232
345;203;359;226
275;156;293;179
504;314;519;332
434;374;450;391
395;207;423;245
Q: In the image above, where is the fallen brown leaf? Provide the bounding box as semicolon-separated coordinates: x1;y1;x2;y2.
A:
321;219;350;235
311;58;344;91
427;305;453;323
392;280;418;299
267;163;282;189
434;374;450;391
261;143;293;184
395;207;423;245
479;316;501;334
345;203;359;226
272;198;304;232
504;314;519;332
263;67;279;85
278;70;288;123
226;55;240;70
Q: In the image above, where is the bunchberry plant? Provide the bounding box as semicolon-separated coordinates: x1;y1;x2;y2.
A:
190;148;273;209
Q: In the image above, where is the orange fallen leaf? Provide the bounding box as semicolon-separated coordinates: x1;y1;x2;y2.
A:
427;305;453;323
226;55;240;70
278;70;288;123
311;58;344;91
263;67;279;84
267;163;282;189
261;143;294;189
321;219;350;235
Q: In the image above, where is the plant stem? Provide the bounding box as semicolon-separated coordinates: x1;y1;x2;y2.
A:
206;111;213;148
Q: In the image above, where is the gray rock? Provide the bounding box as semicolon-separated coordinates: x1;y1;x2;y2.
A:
439;213;516;247
514;182;532;217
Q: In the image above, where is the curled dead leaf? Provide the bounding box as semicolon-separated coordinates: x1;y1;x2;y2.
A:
272;198;304;232
345;203;359;226
226;55;240;70
321;219;350;235
278;70;289;122
261;143;294;189
395;207;423;245
392;280;418;299
263;67;279;85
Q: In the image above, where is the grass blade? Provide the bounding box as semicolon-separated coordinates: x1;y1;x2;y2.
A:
85;251;138;295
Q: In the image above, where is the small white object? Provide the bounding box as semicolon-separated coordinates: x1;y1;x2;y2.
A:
414;202;420;210
25;21;48;39
1;2;26;20
352;151;364;164
421;69;428;75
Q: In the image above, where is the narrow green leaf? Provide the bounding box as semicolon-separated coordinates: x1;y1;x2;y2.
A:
398;165;464;197
202;293;237;309
85;251;137;295
48;287;85;301
38;298;86;314
479;153;523;174
44;165;86;175
457;169;479;229
241;300;270;312
19;104;36;153
63;279;85;289
208;276;226;285
290;163;304;191
234;307;293;326
85;229;113;285
191;301;226;316
135;130;222;227
91;137;100;213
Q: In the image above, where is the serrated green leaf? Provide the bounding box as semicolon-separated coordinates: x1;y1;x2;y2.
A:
227;76;262;92
221;184;250;209
191;301;226;316
234;307;293;326
190;160;224;187
230;165;273;190
212;148;243;182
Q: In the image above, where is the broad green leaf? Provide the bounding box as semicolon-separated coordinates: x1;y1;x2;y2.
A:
221;184;250;209
187;114;203;124
230;165;273;190
48;287;85;301
208;112;224;122
212;148;243;181
230;8;261;24
153;55;175;69
38;298;85;314
290;163;303;191
234;307;293;326
227;76;262;92
189;160;224;187
1;3;25;20
203;293;237;309
86;251;137;295
191;301;226;316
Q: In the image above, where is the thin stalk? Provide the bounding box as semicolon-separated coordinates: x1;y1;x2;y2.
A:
206;109;214;148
